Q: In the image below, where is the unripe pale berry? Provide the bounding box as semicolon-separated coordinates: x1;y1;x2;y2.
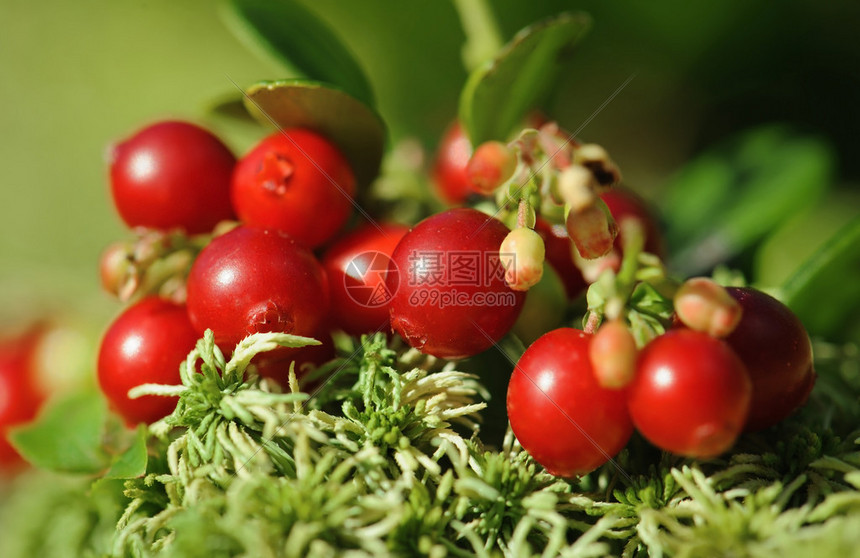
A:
565;198;617;259
467;141;517;195
500;227;545;291
99;241;135;297
589;320;638;389
674;277;743;338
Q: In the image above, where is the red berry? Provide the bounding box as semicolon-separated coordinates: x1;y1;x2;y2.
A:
109;121;236;234
629;329;752;458
322;223;409;335
0;327;47;469
507;328;633;476
431;122;474;205
467;141;517;195
97;297;199;425
724;287;815;431
387;208;525;359
231;129;356;248
186;226;329;350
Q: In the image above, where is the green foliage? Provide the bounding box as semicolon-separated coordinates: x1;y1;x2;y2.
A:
459;12;591;145
221;0;375;108
663;126;834;274
781;217;860;340
11;390;146;476
3;332;860;557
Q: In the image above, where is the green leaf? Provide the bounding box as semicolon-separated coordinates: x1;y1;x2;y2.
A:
665;126;834;273
221;0;375;108
102;424;148;479
10;391;110;474
243;79;385;188
781;216;860;339
459;12;591;145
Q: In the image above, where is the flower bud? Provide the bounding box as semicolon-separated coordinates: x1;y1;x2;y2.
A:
99;241;135;297
467;141;517;195
556;165;595;210
566;198;617;260
500;227;545;291
589;320;638;389
574;143;621;186
674;277;743;338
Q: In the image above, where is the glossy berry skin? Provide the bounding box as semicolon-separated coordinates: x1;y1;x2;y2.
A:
231;129;356;248
600;189;664;257
507;328;633;477
186;226;329;350
322;223;409;335
387;208;525;359
109;121;236;234
629;329;752;458
432;122;474;205
0;328;46;468
724;287;815;431
534;218;587;299
97;297;199;425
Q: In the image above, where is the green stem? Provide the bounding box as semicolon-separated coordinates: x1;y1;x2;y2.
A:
605;218;645;320
451;0;504;72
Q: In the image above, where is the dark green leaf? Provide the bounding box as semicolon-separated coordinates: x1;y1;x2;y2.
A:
781;216;860;339
221;0;375;107
243;79;385;187
10;391;110;474
102;424;148;479
665;126;834;274
459;12;591;145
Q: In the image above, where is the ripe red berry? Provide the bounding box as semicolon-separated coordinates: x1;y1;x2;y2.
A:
628;329;752;458
231;129;356;248
322;223;409;335
186;226;329;350
109;121;236;234
724;287;815;431
507;328;633;476
0;327;47;468
387;208;526;359
467;141;517;195
431;122;474;205
97;297;199;425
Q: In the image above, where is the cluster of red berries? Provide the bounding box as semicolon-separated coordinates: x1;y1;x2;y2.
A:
434;120;815;476
508;280;815;478
98;121;529;424
96;117;816;483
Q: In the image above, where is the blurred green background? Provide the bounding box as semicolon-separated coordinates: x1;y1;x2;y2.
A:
1;0;859;335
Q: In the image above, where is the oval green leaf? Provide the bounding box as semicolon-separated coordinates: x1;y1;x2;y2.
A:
10;391;110;474
243;79;385;187
781;216;860;339
221;0;375;108
459;12;591;145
